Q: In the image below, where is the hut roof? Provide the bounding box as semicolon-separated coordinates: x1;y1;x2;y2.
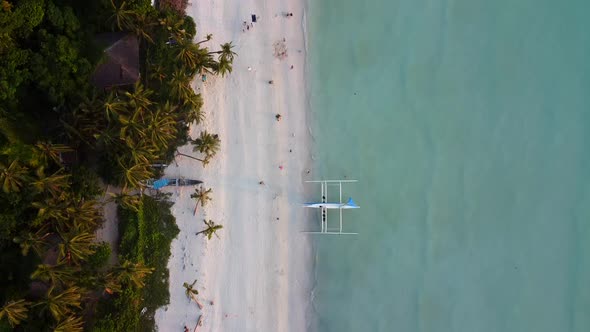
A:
91;32;140;89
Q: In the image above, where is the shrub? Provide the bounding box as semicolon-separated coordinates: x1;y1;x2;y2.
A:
182;15;196;39
117;206;139;261
92;288;142;331
87;242;111;270
71;166;104;199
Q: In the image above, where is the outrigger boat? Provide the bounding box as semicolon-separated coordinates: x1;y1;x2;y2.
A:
145;178;203;190
303;180;359;235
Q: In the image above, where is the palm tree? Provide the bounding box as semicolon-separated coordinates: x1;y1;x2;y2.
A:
129;11;155;44
158;15;186;40
191;186;212;215
0;160;29;193
181;90;205;124
109;191;142;212
31;169;70;199
66;198;102;232
0;299;31;328
75;91;102;118
70;97;107;143
196;219;223;240
195;34;213;45
124;82;153;111
0;112;26;144
103;90;127;122
94;270;123;295
195;47;217;74
191;131;221;159
13;226;52;257
183;279;198;297
31;198;69;227
35;287;82;321
168;69;192;101
122;138;158;166
216;42;237;62
118;109;146;141
108;0;134;31
53;315;84;332
182;279;203;309
184;105;205;126
175;153;208;165
200;155;212;167
31;263;76;286
117;159;153;190
176;41;199;70
111;260;154;288
214;57;233;77
146;103;178;148
35;142;74;165
93;124;120;149
148;63;167;83
57;230;96;265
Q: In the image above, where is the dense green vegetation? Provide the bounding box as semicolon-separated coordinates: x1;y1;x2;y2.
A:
0;0;234;330
0;141;152;331
92;194;178;331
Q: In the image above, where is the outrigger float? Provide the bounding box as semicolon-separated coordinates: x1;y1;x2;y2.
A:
303;180;359;235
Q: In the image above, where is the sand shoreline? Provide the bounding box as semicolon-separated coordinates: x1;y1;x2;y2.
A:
155;0;316;331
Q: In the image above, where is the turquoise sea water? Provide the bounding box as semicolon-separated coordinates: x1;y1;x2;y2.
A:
307;1;590;331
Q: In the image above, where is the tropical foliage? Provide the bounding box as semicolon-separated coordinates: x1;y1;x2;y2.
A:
190;131;221;166
94;194;179;330
0;0;233;330
0;299;31;328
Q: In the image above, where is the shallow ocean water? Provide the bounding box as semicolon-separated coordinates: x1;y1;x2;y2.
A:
307;0;590;331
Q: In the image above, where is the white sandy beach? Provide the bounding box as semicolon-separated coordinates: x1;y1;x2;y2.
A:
154;0;315;331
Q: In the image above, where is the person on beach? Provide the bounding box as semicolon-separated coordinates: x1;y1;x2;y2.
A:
275;114;282;121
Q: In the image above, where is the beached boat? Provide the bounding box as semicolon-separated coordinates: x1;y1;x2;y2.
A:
146;178;203;190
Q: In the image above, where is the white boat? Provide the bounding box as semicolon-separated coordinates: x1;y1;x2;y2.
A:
303;180;360;235
303;197;359;209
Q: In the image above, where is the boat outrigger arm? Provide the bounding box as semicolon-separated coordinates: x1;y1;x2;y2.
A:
303;180;359;235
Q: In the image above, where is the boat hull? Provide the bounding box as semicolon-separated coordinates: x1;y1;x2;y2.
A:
303;203;360;209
